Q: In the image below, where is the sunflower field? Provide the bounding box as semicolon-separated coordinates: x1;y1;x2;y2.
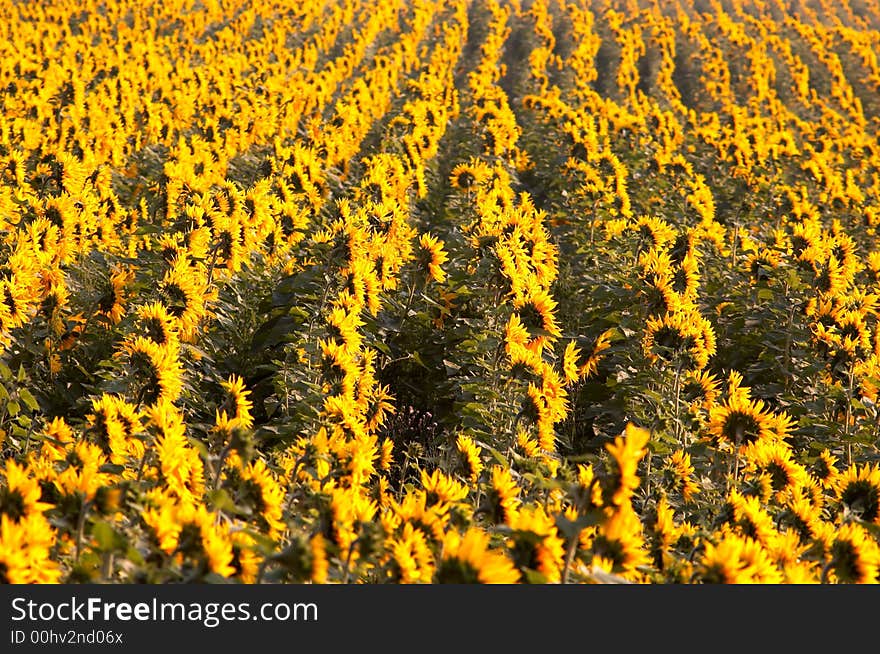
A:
1;0;880;586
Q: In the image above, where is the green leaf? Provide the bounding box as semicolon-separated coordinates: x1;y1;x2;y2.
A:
18;388;39;412
91;521;127;551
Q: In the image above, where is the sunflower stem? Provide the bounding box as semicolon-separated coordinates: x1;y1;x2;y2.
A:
214;442;232;490
75;499;90;562
672;361;683;446
101;552;114;580
844;362;855;466
562;530;580;584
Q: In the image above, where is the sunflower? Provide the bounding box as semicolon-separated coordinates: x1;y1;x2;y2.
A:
741;440;810;502
603;423;651;507
325;306;364;353
512;284;562;352
220;374;254;431
652;305;716;367
449;161;489;191
695;532;764;584
436;527;521;584
159;258;210;341
0;515;32;583
456;434;484;484
724;528;785;583
143;498;236;578
834;463;880;525
648;494;681;563
681;369;721;412
505;313;544;375
134;301;179;354
482;465;521;525
826;522;880;583
385;521;435;584
630;215;677;252
421;468;469;506
415;232;449;284
577;328;614;379
724;490;779;546
665;450;700;502
746;247;780;283
0;460;53;523
707;391;778;450
85;394;142;464
383;490;448;544
0;513;61;584
506;504;566;582
119;336;184;406
149;400;205;505
327;485;378;555
53;440;111;503
236;459;285;538
590;503;651;580
318;337;359;399
561;340;582;384
229;530;262;584
779;486;829;549
812;254;848;297
811;449;840;490
96;267;134;325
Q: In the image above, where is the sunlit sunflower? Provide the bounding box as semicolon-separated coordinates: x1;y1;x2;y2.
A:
0;460;53;523
512;285;563;348
590;503;651;579
643;308;716;371
416;232;449;284
134;302;179;354
149;400;205;505
724;490;779;546
834;463;880;525
119;336;184;406
779;486;829;549
741;440;810;502
236;459;285;538
85;394;143;464
506;504;566;582
826;522;880;584
456;435;484;485
96;267;134;325
665;450;700;502
325;306;364;353
159;258;210;340
813;449;841;489
386;522;435;584
681;369;721;412
220;374;254;431
0;516;31;583
449;159;490;191
437;527;521;583
707;392;778;450
631;215;677;252
421;468;469;506
695;532;764;584
604;423;651;507
482;465;521;525
725;527;784;583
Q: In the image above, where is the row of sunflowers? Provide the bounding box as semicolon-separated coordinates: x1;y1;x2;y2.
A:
1;0;880;583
